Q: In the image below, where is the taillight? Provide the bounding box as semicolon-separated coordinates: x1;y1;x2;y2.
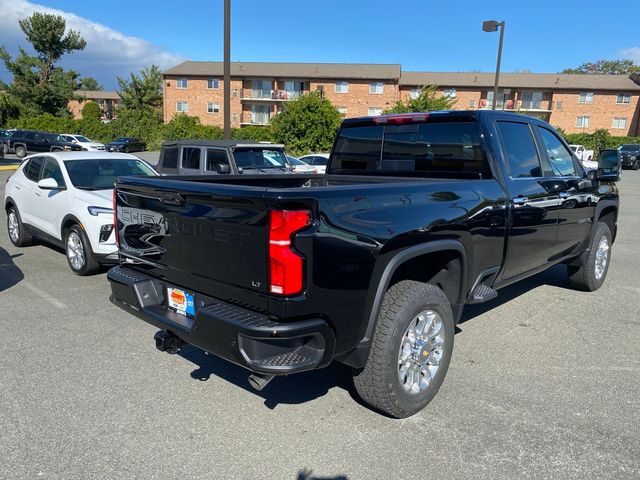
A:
112;189;119;247
373;113;429;124
269;209;311;295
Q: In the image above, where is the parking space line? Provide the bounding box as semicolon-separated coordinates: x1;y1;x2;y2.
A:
21;281;67;309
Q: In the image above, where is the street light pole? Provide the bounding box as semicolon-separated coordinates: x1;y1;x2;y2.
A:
483;20;505;110
223;0;231;140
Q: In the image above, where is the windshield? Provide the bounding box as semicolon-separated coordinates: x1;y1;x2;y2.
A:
74;135;91;143
289;157;305;166
620;144;640;151
234;148;288;169
569;146;577;152
64;159;156;190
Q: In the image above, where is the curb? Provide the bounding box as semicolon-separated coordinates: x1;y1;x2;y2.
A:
0;164;20;171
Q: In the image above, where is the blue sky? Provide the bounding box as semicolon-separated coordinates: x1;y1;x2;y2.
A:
1;0;639;89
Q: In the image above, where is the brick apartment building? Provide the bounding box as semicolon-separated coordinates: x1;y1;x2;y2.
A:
162;61;640;136
68;90;120;121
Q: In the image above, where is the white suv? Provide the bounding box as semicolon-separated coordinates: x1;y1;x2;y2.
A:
61;134;106;151
4;151;156;275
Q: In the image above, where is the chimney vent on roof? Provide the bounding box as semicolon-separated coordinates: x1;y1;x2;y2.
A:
555;77;559;84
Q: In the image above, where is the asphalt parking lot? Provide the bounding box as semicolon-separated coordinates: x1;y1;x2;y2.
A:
1;167;639;480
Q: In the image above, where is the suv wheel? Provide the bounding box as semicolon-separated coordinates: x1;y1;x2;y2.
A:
567;222;612;291
65;225;100;276
14;145;27;158
2;143;8;154
353;281;455;418
7;206;32;247
632;159;640;170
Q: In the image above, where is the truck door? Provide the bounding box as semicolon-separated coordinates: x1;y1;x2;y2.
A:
535;126;594;259
495;120;559;280
179;146;204;175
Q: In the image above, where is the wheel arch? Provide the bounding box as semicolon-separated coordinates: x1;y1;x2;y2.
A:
4;196;16;211
60;214;84;239
339;240;467;369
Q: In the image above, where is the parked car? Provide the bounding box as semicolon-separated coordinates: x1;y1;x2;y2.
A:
569;144;594;161
298;153;329;174
157;140;293;175
4;152;157;275
618;144;640;170
108;111;619;418
1;129;12;154
106;137;146;153
61;134;106;151
8;130;82;158
288;155;317;174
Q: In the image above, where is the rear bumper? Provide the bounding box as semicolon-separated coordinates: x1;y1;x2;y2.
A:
107;265;335;375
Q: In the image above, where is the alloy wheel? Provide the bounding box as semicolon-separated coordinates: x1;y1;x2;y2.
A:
67;231;85;271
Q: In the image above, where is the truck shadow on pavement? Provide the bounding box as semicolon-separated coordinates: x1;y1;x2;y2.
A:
177;264;573;409
459;263;572;325
178;346;361;410
0;248;23;292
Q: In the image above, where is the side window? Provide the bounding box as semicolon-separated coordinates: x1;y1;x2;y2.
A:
41;158;66;187
537;127;578;177
24;157;44;181
24;132;35;140
162;147;179;169
206;149;229;171
496;121;543;178
181;147;201;170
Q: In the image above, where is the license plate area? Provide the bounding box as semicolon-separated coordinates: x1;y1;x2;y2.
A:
166;287;196;317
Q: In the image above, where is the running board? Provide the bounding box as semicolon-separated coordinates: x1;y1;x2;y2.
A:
469;283;498;304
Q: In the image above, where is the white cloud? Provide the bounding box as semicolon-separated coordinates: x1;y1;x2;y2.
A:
0;0;184;89
620;47;640;65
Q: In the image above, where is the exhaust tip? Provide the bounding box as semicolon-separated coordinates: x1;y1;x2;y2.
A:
248;373;274;391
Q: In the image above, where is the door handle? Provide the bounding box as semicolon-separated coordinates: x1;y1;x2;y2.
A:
512;196;528;205
34;192;41;197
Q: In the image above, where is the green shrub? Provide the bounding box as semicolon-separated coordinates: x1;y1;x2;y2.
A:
80;101;101;121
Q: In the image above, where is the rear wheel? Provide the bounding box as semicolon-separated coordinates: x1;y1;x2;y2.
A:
7;206;32;247
15;145;27;158
353;281;455;418
123;146;129;153
567;222;612;291
65;225;100;276
632;160;640;170
2;143;8;154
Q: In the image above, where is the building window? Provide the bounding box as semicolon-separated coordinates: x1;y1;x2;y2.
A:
207;102;219;114
176;101;188;112
555;101;563;111
616;93;631;104
368;107;383;116
370;82;383;94
233;89;238;97
337;106;347;116
207;79;219;89
176;78;188;89
575;116;590;128
335;81;349;93
612;117;628;129
409;87;421;99
578;92;593;104
469;99;475;108
520;91;542;109
284;81;304;100
443;88;457;99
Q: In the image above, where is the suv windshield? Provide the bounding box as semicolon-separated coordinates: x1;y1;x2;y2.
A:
620;144;640;151
73;135;91;143
64;159;155;190
234;148;288;169
332;117;490;178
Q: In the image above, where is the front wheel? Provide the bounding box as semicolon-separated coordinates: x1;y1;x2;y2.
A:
632;160;640;170
65;225;100;276
15;145;27;158
567;222;612;291
353;281;455;418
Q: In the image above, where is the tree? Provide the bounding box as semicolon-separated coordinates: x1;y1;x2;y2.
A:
0;12;86;116
117;65;163;110
0;91;24;126
18;12;86;84
79;77;103;91
561;59;640;75
81;101;102;121
384;85;456;114
271;92;342;156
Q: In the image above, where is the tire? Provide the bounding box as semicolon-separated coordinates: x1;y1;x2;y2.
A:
2;143;8;154
123;146;129;153
353;281;455;418
64;225;100;276
567;222;612;291
15;145;27;158
6;206;32;247
632;160;640;171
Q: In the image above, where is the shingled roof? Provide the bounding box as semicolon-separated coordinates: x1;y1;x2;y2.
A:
399;72;640;91
74;90;120;100
164;61;402;80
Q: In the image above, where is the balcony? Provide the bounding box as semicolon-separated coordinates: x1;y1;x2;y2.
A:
241;89;305;102
477;99;551;112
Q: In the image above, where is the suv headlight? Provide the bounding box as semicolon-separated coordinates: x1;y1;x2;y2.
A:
63;145;72;150
88;206;114;216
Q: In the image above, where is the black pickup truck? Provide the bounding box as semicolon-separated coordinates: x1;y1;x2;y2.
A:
108;111;620;418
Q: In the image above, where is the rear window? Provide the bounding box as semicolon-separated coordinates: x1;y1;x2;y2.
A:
331;119;489;178
162;146;179;169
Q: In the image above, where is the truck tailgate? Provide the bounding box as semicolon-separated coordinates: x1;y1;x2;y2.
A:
115;178;269;311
